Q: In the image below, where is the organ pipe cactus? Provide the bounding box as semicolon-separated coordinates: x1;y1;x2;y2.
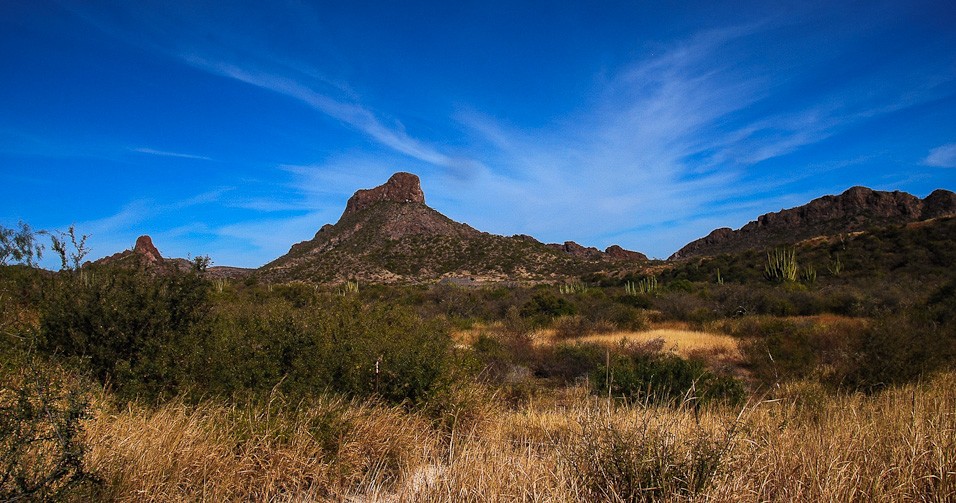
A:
764;248;798;283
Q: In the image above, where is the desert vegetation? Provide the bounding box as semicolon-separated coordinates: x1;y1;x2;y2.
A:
2;222;955;501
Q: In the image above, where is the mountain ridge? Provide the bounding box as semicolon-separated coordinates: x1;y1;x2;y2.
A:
88;177;955;282
671;186;956;260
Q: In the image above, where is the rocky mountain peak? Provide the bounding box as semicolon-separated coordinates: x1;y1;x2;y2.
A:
133;235;163;264
260;171;652;284
341;172;425;220
546;241;647;261
95;234;164;267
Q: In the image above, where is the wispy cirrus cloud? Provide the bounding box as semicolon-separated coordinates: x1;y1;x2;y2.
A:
131;147;213;161
449;28;771;246
449;22;952;257
179;55;483;180
65;2;483;181
924;143;956;168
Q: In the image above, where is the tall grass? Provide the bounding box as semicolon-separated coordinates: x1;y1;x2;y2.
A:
74;374;956;501
83;393;438;501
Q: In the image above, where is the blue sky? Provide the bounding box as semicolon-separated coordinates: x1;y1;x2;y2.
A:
2;1;955;268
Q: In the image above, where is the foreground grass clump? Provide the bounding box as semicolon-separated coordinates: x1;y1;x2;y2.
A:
84;393;440;501
710;375;956;501
71;374;956;501
0;358;99;501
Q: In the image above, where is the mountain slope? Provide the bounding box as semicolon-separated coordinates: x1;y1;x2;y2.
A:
258;172;644;283
671;186;956;260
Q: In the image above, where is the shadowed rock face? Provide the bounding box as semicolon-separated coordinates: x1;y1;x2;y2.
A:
671;186;956;260
924;189;956;219
548;241;604;260
341;172;425;220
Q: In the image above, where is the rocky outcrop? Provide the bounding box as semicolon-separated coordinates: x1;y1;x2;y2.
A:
341;172;425;220
548;241;605;260
132;235;163;265
924;189;956;219
97;235;165;266
605;245;648;261
547;242;647;261
671;186;956;260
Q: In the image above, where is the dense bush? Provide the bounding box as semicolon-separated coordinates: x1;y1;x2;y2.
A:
735;317;821;385
520;292;576;324
535;342;607;383
34;262;458;406
197;296;455;405
728;298;956;393
839;291;956;392
575;295;649;331
38;263;210;401
591;344;744;405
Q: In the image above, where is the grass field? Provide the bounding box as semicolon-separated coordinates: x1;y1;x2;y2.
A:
72;373;956;502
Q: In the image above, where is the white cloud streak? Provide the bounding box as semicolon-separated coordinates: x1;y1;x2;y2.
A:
924;143;956;168
446;23;951;257
131;147;213;161
180;55;483;179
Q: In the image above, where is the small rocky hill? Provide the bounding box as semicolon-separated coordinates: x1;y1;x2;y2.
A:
671;186;956;260
96;235;170;268
94;235;252;279
258;172;645;283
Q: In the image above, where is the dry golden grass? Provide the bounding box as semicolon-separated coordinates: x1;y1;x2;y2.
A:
575;328;741;360
456;319;742;362
82;395;438;501
77;373;956;502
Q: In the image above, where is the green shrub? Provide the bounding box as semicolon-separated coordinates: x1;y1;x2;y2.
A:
727;314;943;391
199;296;455;405
735;317;819;385
614;292;653;309
471;333;511;382
520;293;576;324
838;306;955;392
576;297;649;331
0;221;45;268
593;346;744;406
272;282;319;308
653;292;719;324
38;263;211;401
535;342;606;383
551;314;606;340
